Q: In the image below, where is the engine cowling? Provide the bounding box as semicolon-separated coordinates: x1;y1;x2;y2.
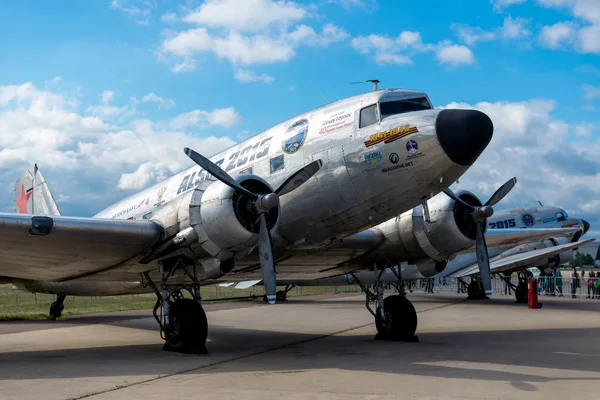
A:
187;175;279;261
374;189;485;277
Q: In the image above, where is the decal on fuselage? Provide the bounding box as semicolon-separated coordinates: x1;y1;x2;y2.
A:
282;119;308;154
364;124;418;148
489;219;516;229
319;109;353;135
176;136;272;195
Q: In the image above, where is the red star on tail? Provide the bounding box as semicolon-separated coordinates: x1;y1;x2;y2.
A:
15;184;32;214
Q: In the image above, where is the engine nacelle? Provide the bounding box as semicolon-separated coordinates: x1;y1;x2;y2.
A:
186;175;279;261
395;189;484;262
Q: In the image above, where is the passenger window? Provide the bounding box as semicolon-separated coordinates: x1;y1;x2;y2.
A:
143;212;153;219
359;104;379;128
239;167;253;175
270;155;284;173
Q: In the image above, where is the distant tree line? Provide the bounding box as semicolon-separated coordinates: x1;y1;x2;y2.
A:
567;251;595;267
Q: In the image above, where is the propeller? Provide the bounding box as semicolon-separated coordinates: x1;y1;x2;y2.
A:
443;177;517;297
184;148;323;304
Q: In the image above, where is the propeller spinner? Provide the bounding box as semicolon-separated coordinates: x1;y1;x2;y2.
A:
443;177;517;297
184;148;323;304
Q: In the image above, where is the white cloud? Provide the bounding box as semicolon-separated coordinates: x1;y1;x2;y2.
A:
491;0;528;12
183;0;307;32
436;45;476;66
101;90;115;104
0;81;237;208
443;98;600;233
536;0;600;53
583;104;596;111
160;12;177;23
141;92;175;109
500;16;531;39
110;0;152;25
574;122;595;137
159;1;348;71
168;107;241;129
117;162;169;189
452;24;496;46
351;31;441;66
538;21;578;48
582;84;600;99
234;69;274;83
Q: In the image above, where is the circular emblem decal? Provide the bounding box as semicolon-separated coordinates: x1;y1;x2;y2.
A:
522;213;535;227
406;140;418;153
389;153;399;164
282;118;308;154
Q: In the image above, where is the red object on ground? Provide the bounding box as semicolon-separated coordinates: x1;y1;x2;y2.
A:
528;278;541;309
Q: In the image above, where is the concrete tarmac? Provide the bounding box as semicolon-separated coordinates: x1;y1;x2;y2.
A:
1;292;600;400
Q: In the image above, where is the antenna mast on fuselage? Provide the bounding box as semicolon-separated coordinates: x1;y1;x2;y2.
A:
349;79;380;92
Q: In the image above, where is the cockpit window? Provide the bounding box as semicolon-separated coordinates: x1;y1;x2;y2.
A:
359;104;379;128
379;97;432;119
556;211;568;221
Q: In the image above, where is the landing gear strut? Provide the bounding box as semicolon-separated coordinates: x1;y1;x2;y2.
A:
143;258;208;354
49;294;66;320
350;265;418;342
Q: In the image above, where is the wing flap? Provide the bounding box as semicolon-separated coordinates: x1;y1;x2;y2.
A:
0;213;163;281
453;238;596;278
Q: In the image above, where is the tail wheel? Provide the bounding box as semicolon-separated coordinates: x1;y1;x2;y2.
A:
515;282;528;303
49;302;64;320
375;295;417;340
164;299;208;354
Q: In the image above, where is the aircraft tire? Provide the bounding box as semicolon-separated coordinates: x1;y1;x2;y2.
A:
49;302;63;320
467;281;486;299
375;295;417;340
515;283;528;303
163;299;208;354
276;290;287;302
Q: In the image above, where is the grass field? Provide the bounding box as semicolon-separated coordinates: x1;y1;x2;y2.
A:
0;284;361;321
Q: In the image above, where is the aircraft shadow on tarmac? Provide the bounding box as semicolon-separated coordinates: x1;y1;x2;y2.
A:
2;322;600;393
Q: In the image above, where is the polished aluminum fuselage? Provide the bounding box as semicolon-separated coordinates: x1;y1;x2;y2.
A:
95;90;466;261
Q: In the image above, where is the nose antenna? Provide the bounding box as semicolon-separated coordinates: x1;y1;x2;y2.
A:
349;79;380;92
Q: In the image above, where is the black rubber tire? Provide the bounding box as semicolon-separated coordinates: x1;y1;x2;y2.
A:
375;295;417;340
164;299;208;354
515;282;528;303
467;281;486;299
49;302;63;320
276;290;287;302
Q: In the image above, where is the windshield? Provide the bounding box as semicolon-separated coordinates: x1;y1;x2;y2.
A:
380;97;432;119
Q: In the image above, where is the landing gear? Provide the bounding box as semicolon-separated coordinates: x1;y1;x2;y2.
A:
49;294;66;320
351;265;418;342
143;258;208;354
263;284;295;302
467;279;488;299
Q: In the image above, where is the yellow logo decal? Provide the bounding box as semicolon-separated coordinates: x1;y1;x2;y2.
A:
364;124;418;148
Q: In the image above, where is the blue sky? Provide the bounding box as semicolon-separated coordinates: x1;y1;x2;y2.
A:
0;0;598;232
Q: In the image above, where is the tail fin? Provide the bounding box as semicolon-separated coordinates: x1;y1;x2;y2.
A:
13;164;61;215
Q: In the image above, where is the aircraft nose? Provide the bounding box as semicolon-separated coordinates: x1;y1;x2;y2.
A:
435;109;494;166
582;219;591;235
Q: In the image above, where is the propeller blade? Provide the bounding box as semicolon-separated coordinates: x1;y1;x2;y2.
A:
258;213;277;304
443;188;476;211
275;160;323;196
484;177;517;207
184;148;258;200
475;221;492;297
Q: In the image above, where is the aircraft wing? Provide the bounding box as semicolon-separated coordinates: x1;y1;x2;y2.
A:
483;227;580;250
451;238;596;278
0;213;163;281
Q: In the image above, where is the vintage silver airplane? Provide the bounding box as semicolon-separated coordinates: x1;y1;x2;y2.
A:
219;201;593;301
1;86;505;353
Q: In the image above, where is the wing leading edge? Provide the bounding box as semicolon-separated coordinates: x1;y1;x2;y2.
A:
452;238;596;278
